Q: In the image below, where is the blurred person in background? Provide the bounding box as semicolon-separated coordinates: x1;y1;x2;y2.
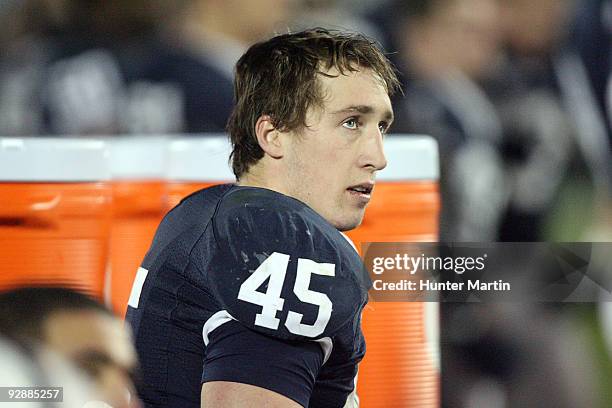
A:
177;0;296;73
370;0;610;406
151;0;298;132
0;0;299;136
0;287;140;408
377;0;610;241
489;0;610;242
376;0;507;241
0;0;67;136
0;0;178;136
571;3;612;402
288;0;385;45
569;0;612;238
464;0;609;405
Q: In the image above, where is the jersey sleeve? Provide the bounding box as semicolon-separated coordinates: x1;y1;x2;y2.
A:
201;319;324;407
207;188;368;342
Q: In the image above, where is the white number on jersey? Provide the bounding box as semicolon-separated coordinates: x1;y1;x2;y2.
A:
237;252;335;337
237;252;288;330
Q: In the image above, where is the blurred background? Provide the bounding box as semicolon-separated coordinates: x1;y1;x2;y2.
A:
0;0;611;407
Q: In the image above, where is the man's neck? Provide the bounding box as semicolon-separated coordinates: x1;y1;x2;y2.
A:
237;170;288;197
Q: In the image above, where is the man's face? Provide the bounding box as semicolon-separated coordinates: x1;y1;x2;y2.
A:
44;310;139;408
281;68;392;231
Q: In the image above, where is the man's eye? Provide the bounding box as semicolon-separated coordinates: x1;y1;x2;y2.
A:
342;118;359;129
378;122;389;134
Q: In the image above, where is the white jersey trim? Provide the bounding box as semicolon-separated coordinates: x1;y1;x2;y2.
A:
342;371;360;408
127;267;149;309
202;310;236;346
314;337;333;365
203;311;333;365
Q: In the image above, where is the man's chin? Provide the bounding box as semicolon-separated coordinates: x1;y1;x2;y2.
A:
332;214;364;232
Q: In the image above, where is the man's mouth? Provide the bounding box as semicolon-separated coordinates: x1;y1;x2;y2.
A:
347;183;374;197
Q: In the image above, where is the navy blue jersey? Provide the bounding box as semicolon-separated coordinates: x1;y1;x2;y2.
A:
126;185;370;407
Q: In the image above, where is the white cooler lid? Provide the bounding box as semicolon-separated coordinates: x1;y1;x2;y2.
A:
167;135;235;182
379;135;439;181
0;137;110;182
108;136;167;180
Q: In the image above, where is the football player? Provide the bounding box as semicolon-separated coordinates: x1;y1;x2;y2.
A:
126;28;400;408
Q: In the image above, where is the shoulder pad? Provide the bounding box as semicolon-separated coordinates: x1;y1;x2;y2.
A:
208;187;369;340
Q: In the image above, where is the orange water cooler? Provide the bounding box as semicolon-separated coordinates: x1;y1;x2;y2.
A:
0;138;111;300
346;135;440;408
165;136;234;211
107;137;167;316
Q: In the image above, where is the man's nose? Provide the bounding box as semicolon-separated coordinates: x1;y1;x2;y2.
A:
361;128;387;171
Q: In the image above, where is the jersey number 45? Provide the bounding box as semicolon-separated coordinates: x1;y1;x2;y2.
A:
238;252;334;338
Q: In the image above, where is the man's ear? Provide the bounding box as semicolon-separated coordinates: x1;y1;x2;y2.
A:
255;115;284;159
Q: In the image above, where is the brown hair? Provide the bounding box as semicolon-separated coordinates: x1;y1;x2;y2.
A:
227;28;401;179
0;286;111;345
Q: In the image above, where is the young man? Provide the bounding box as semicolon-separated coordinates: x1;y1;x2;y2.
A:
126;28;400;408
